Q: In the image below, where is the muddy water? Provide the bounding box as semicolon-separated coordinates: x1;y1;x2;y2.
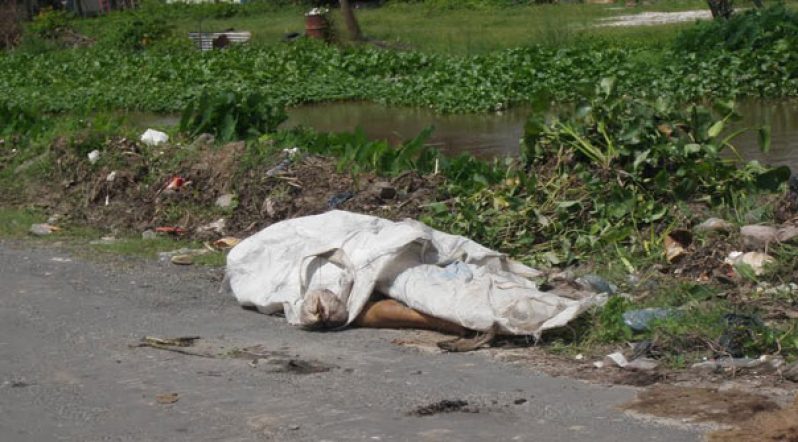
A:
124;99;798;170
284;102;527;159
285;100;798;170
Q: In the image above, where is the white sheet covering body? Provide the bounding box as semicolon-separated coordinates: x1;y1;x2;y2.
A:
227;211;601;337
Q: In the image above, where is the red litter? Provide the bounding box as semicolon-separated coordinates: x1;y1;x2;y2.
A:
166;176;186;191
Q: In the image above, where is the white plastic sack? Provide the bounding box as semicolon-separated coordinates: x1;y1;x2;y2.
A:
140;129;169;147
227;211;603;337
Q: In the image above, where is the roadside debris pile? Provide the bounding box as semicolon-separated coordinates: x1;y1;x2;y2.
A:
18;131;441;244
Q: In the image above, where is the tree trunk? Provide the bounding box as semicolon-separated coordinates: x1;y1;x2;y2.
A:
707;0;734;19
339;0;363;41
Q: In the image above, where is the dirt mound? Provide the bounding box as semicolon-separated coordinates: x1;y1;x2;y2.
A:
30;138;441;238
621;385;780;425
709;395;798;441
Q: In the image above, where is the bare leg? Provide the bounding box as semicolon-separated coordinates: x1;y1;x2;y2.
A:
353;299;468;337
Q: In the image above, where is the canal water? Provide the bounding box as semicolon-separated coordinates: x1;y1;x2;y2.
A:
285;100;798;170
125;99;798;171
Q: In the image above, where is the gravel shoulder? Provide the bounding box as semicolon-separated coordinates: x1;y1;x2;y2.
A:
0;240;700;441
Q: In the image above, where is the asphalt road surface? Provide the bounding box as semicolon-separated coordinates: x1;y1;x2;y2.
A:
0;241;701;441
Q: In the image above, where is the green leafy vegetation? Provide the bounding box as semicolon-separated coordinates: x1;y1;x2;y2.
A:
180;90;287;142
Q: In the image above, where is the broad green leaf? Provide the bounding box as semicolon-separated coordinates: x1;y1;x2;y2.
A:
707;120;724;138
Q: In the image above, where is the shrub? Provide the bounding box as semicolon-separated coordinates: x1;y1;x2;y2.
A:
675;4;798;52
180;90;288;142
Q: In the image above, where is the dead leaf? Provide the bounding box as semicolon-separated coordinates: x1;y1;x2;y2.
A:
212;237;241;250
664;229;692;263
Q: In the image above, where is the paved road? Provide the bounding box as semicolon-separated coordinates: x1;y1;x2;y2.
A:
0;242;701;441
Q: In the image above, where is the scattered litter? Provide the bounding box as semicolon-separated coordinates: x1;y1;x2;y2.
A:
87;149;100;164
664;229;692;263
691;356;783;371
740;225;779;249
212;237;240;250
171;255;194;266
50;257;72;263
29;223;60;236
154;226;187;235
140;129;169;147
574;353;584;361
327;191;355;209
196;218;226;235
159;248;208;263
130;336;212;358
141;229;157;240
624;358;660;371
215;193;236;208
574;274;616;295
266;158;292;177
623;308;676;332
694;217;734;233
411;400;472;416
106;171;117;182
604;352;628;368
725;251;775;276
165;176;186;192
155;393;179;405
283;147;299;158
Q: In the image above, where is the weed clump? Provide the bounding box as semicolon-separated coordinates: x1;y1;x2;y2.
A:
179;90;287;143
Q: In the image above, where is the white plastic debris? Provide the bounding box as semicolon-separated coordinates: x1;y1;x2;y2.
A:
283;147;299;159
106;171;117;182
140;129;169;147
226;211;604;336
305;7;329;16
604;352;629;368
87;150;100;164
197;218;226;235
29;223;58;236
725;251;775;276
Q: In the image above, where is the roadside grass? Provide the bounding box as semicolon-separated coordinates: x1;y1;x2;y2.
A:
0;207;226;266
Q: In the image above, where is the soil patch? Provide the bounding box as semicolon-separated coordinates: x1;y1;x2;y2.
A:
708;395;798;441
411;399;473;416
266;358;336;375
620;385;780;425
